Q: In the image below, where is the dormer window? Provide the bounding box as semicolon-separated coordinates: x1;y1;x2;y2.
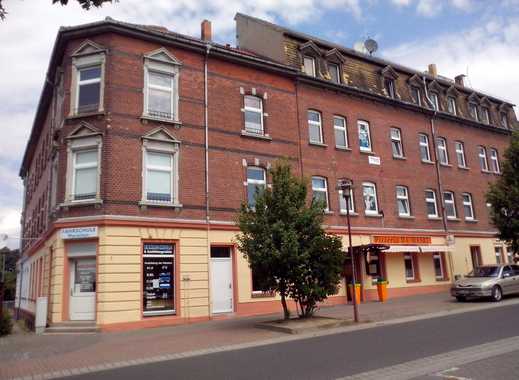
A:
303;56;316;77
429;92;439;111
384;78;396;99
411;86;421;106
447;96;457;115
328;63;340;84
143;48;181;122
500;112;509;129
481;107;490;124
469;102;479;121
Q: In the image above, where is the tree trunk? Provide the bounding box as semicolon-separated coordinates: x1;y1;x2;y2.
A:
280;293;290;320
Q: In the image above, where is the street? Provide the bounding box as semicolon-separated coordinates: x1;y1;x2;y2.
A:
66;302;519;380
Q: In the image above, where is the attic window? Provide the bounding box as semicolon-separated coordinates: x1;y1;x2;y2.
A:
411;86;421;106
303;56;316;77
481;107;490;124
429;92;439;111
447;96;457;115
328;63;340;84
384;78;396;98
500;112;509;129
469;103;479;121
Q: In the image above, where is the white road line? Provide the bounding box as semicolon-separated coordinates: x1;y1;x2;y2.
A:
433;367;472;380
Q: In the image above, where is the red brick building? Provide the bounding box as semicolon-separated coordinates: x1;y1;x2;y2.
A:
15;14;516;331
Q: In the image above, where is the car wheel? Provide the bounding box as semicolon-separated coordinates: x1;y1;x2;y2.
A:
491;286;502;302
456;296;466;302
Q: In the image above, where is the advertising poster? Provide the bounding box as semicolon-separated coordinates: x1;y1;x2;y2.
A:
143;243;175;316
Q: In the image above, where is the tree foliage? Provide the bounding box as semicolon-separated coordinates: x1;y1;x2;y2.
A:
487;131;519;260
0;0;114;20
236;160;344;319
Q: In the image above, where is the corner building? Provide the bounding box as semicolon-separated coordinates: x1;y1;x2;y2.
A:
15;14;517;330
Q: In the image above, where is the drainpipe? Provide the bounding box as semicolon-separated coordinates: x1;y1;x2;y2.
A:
204;44;212;317
423;77;454;280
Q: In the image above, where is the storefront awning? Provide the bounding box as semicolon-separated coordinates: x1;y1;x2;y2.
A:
384;245;452;253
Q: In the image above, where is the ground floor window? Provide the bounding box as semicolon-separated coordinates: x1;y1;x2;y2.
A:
143;243;175;316
470;246;482;269
404;253;420;282
433;253;446;280
495;246;504;264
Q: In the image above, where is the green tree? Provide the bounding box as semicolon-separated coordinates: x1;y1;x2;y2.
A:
487;131;519;261
0;0;114;20
236;160;344;319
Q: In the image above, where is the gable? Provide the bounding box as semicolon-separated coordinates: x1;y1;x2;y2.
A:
142;127;181;144
381;65;398;79
299;40;321;56
72;40;106;57
66;122;102;139
144;48;182;65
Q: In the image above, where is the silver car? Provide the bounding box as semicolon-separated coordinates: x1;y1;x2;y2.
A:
451;264;519;302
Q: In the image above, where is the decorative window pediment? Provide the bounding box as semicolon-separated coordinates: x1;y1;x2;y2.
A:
480;96;491;107
468;92;480;103
299;40;321;56
144;48;182;66
71;40;106;57
446;85;459;97
381;65;399;80
142;127;181;145
408;74;424;87
66;122;102;140
325;48;345;63
498;103;510;113
428;80;443;93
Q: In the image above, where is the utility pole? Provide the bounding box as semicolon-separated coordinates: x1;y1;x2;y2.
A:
337;178;359;323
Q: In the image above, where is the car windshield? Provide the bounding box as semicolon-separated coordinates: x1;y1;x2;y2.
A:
467;266;500;278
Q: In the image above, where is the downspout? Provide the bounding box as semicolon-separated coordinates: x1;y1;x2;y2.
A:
423;76;454;280
204;44;212;317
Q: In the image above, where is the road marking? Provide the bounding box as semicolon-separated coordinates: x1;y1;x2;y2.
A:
337;336;519;380
434;367;472;380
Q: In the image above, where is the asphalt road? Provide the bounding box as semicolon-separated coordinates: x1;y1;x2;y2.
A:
68;303;519;380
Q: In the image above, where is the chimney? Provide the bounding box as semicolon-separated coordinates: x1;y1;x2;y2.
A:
454;74;466;87
428;64;437;77
201;20;212;41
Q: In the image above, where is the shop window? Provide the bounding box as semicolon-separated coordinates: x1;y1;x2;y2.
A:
143;243;176;316
404;253;419;282
433;253;446;280
470;246;482;269
419;133;431;162
247;166;266;208
358;120;372;152
507;246;515;263
312;176;329;211
495;246;504;264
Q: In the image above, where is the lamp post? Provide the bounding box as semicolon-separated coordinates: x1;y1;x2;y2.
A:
337;178;359;323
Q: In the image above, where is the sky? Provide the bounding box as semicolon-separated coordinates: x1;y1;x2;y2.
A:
1;0;518;249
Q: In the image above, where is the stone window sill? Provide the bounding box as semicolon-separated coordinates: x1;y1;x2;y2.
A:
139;201;183;209
309;141;328;148
140;115;182;127
421;160;435;165
339;211;358;216
365;213;383;218
398;215;415;219
393;155;407;160
251;291;275;298
66;111;105;121
458;166;470;171
324;210;334;215
439;163;452;168
447;217;461;222
359;150;375;155
406;279;421;284
335;146;352;151
465;219;479;223
60;199;103;209
427;216;442;221
240;130;272;141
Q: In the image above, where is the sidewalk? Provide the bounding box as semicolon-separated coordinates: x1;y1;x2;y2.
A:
0;293;516;380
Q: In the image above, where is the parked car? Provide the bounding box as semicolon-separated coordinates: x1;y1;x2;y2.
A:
451;264;519;302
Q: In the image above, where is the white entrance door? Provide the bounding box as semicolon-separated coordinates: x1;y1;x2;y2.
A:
69;258;96;321
210;247;233;314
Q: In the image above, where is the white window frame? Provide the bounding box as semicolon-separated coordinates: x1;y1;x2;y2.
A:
396;185;411;217
246;166;266;208
469;103;479;121
71;51;106;116
391;127;404;158
72;149;98;201
303;56;316;77
425;189;438;218
436;137;449;165
443;191;457;219
243;95;264;135
144;150;174;203
140;129;181;207
433;253;444;280
478;146;489;171
146;70;175;120
462;193;474;221
312;176;329;211
411;86;421;106
455;141;467;168
334;116;348;148
481;107;490;124
76;65;102;114
489;149;500;173
143;49;181;123
430;92;439;111
447;96;457;115
328;63;340;84
385;78;395;98
339;188;355;214
358;120;372;152
404;253;415;281
308;110;323;144
362;182;379;215
419;133;431;162
500;113;509;129
495;247;504;264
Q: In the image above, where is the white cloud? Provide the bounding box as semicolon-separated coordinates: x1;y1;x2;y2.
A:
383;16;519;107
450;0;472;11
416;0;443;17
391;0;412;6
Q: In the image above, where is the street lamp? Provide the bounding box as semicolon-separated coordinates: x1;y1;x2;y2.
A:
336;178;359;323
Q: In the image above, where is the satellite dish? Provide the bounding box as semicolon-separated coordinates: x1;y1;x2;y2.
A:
364;38;378;56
